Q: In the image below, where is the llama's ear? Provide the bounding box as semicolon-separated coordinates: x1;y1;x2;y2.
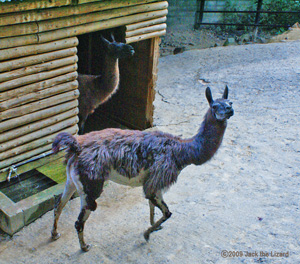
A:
101;35;110;46
223;85;229;99
110;33;116;42
206;87;213;105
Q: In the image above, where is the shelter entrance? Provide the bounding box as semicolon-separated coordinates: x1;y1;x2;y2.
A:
77;27;158;132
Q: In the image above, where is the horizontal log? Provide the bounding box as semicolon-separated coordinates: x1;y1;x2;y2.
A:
0;80;78;111
0;64;77;93
0;35;39;50
0;2;168;38
0;90;79;122
78;0;157;4
0;0;71;15
0;108;79;144
0;116;78;155
0;9;168;49
0;71;78;103
0;37;78;62
0;101;78;133
0;55;78;84
0;125;78;170
0;47;77;74
40;9;169;43
126;29;166;43
0;0;162;26
126;23;166;38
126;16;167;31
0;145;52;171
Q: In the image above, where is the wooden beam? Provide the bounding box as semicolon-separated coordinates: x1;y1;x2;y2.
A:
0;0;163;26
0;2;168;39
125;23;166;37
0;90;79;122
0;56;78;84
0;48;77;74
0;125;78;170
0;101;78;133
0;116;78;156
0;9;168;49
0;64;77;93
125;29;166;43
146;36;160;124
126;16;167;31
0;37;78;62
0;80;78;111
0;72;78;103
0;108;79;144
0;0;72;15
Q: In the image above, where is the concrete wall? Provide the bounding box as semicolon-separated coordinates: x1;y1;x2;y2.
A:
167;0;253;28
167;0;198;28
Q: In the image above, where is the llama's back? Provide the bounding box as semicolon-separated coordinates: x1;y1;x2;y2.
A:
76;128;183;195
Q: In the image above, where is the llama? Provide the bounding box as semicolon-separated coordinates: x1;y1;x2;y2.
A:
77;35;134;134
51;86;234;252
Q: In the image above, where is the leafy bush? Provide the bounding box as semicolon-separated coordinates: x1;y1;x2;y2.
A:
222;0;256;31
259;0;300;33
221;0;300;32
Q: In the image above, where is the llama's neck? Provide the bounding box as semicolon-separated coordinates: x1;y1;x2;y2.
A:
95;55;120;103
176;109;227;168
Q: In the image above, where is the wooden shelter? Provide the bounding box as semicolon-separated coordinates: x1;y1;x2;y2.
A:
0;0;168;235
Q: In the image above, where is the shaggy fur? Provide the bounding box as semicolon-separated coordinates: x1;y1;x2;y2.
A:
77;35;134;133
51;86;234;252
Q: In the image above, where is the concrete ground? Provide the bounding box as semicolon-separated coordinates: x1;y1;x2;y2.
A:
0;40;300;264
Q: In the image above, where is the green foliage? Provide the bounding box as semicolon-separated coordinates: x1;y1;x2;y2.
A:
221;0;300;32
259;0;300;33
222;0;256;31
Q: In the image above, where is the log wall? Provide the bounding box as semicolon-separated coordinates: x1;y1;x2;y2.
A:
0;37;79;171
0;0;167;177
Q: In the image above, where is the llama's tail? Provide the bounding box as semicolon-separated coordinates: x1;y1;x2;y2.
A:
52;132;81;157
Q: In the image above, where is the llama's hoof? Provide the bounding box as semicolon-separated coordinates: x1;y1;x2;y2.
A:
143;231;150;242
51;232;61;240
81;244;92;252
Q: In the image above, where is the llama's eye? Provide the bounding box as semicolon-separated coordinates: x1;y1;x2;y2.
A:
212;105;217;110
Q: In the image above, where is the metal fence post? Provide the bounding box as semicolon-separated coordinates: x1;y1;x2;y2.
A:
194;0;206;29
254;0;263;40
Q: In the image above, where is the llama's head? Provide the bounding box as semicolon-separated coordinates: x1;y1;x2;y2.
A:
101;34;135;59
206;86;234;121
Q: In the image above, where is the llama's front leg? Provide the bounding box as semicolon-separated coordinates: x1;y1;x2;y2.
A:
51;177;76;240
149;200;163;231
144;193;172;241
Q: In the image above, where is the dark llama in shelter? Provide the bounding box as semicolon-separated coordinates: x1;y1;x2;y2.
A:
77;34;134;134
51;86;234;252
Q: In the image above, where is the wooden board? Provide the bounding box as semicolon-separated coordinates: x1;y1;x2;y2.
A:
90;37;160;130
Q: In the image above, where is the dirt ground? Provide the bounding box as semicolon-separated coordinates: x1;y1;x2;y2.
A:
1;31;300;263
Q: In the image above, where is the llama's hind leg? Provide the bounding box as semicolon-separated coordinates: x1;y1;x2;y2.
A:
144;192;172;241
75;179;104;252
51;172;76;240
75;199;92;252
149;200;155;226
